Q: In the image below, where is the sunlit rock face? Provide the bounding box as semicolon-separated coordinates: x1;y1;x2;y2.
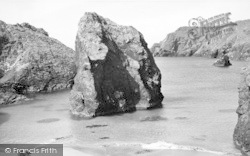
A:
70;12;163;118
151;20;250;61
0;20;75;105
234;67;250;156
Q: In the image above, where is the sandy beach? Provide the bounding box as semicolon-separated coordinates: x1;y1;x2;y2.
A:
0;57;244;156
62;143;240;156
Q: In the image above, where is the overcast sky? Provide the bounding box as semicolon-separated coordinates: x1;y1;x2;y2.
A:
1;0;250;49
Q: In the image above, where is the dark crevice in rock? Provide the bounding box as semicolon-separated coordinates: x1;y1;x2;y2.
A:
12;83;29;95
90;35;140;116
138;36;163;108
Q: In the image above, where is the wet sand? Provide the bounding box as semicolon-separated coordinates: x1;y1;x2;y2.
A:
65;149;221;156
0;57;245;156
62;144;237;156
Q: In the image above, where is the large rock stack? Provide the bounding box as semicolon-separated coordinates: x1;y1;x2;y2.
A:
234;67;250;155
0;21;75;105
70;12;163;117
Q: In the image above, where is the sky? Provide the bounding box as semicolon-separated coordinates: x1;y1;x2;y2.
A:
0;0;250;49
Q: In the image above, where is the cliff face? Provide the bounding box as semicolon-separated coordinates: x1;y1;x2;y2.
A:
0;21;75;105
151;20;250;61
234;67;250;156
70;12;163;118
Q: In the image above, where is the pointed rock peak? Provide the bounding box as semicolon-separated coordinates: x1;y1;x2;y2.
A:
84;12;100;19
79;12;116;28
80;12;103;23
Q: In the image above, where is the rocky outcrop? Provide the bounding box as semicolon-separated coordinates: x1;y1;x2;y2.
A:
152;20;250;61
150;43;161;56
213;54;232;67
234;67;250;155
0;20;75;105
70;12;163;118
152;27;193;57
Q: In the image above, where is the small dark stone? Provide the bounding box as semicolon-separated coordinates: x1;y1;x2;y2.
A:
213;54;232;67
140;115;167;122
99;137;109;140
86;124;108;128
55;135;72;140
37;118;60;123
135;149;152;154
175;117;188;120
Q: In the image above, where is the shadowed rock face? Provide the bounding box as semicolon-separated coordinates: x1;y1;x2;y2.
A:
234;67;250;155
70;12;163;117
151;20;250;61
0;20;75;105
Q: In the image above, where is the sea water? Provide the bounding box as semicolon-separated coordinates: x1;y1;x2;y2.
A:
0;57;248;155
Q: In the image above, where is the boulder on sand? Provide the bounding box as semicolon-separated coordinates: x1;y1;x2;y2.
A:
213;55;232;67
70;12;164;117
